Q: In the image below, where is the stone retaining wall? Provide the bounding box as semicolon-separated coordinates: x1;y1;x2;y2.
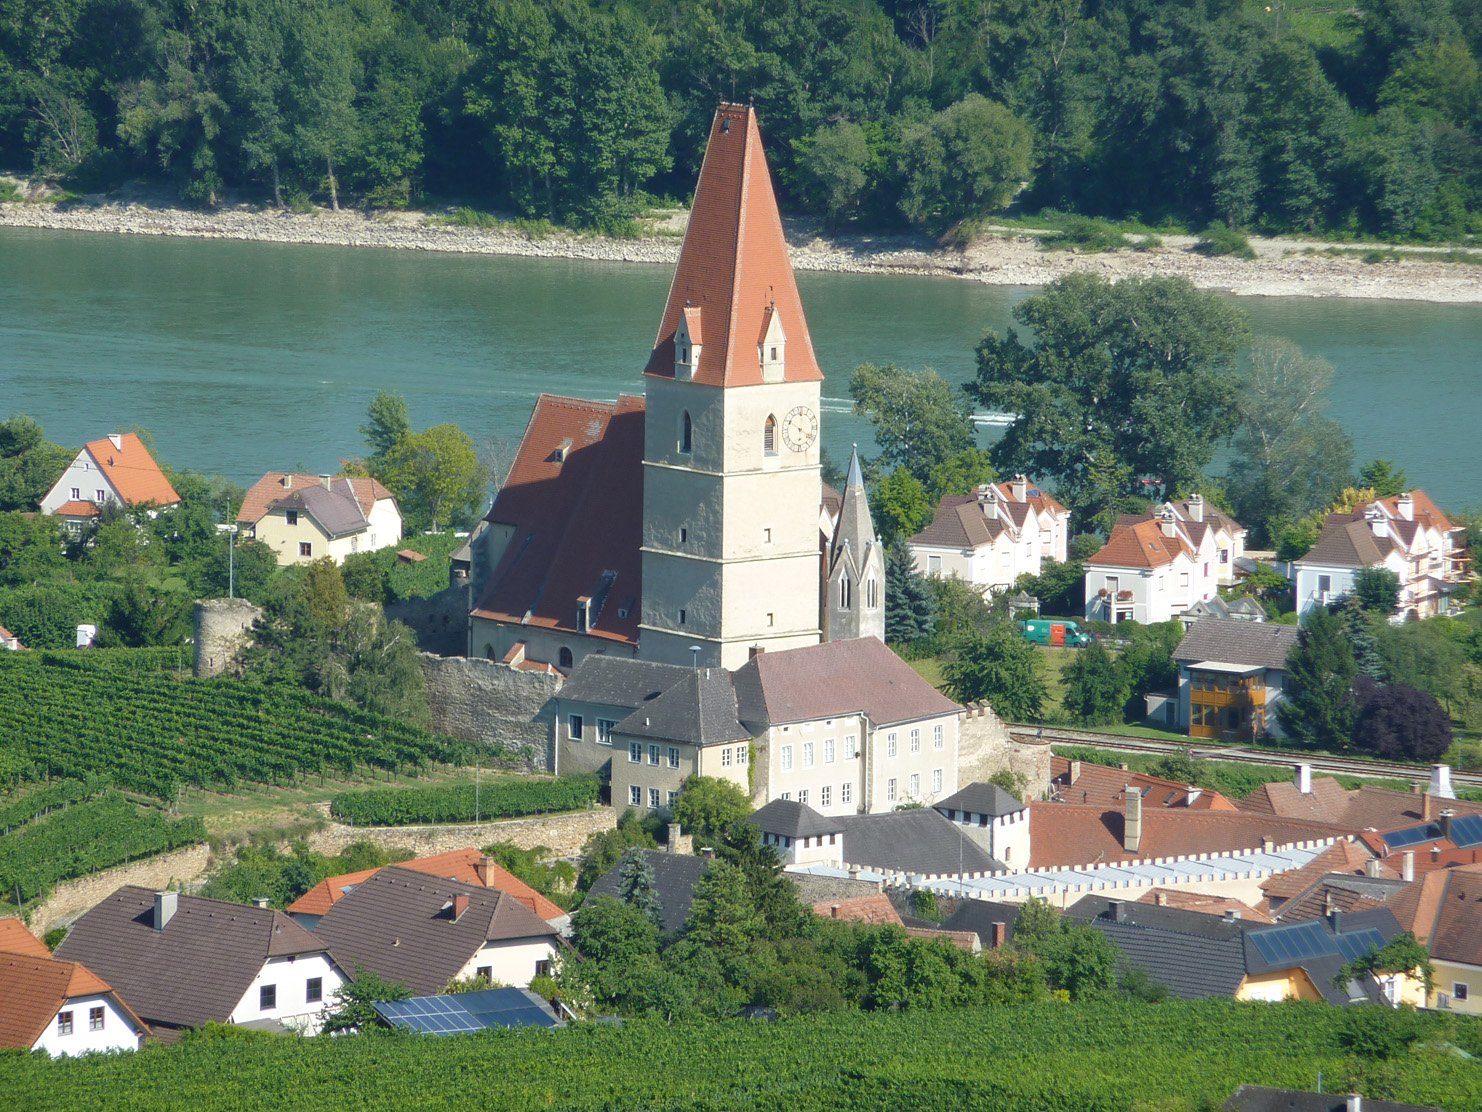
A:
387;584;470;657
958;702;1052;799
419;653;559;771
305;805;614;859
28;843;213;934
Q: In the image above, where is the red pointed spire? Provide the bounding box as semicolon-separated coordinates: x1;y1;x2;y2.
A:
644;104;823;387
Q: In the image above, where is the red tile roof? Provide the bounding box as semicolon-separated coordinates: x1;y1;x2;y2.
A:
812;894;903;927
1389;862;1482;967
1136;889;1273;923
1026;802;1351;869
288;848;566;925
1087;517;1188;569
1259;840;1389;902
0;949;144;1050
82;433;180;507
1237;776;1482;831
237;472;393;526
472;394;646;646
1375;490;1452;534
644;105;822;388
53;500;100;518
1049;756;1239;812
0;917;53;959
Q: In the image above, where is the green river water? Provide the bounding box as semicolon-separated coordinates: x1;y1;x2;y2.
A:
2;227;1478;507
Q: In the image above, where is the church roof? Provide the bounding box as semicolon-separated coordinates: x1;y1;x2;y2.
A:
643;104;822;388
472;394;646;646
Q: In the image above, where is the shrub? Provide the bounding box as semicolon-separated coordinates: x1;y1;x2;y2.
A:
330;774;601;826
1039;214;1132;252
1195;223;1256;258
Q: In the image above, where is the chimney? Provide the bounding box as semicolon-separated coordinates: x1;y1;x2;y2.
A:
1430;764;1455;800
1068;760;1082;785
1423;792;1437;822
1295;764;1313;795
451;893;470;922
1188;493;1205;522
1329;908;1343;933
990;921;1007;948
108;433;123;451
1123;790;1143;855
1402;851;1415;882
1440;809;1456;842
475;855;495;886
1154;891;1168;906
280;474;293;489
1323;890;1336;916
1396;492;1414;521
1364;859;1382;878
319;474;332;490
979;485;999;519
1346;1095;1362;1112
1222;909;1240;922
252;897;271;909
667;822;681;852
1011;475;1028;503
153;891;177;931
830;904;841;919
1368;508;1388;539
1108;900;1127;923
700;846;715;860
1160;515;1178;538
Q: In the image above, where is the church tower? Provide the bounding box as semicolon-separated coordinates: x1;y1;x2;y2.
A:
639;104;825;669
824;447;886;643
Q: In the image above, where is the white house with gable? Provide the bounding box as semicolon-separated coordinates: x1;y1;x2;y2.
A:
1085;507;1221;625
909;475;1070;595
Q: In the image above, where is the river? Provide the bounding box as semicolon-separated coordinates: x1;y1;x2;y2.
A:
2;227;1479;508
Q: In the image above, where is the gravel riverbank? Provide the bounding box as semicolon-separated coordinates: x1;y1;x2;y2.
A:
3;198;1480;304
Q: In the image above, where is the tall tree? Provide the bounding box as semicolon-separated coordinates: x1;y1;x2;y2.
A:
971;275;1248;525
285;0;359;210
897;93;1033;230
884;535;936;644
1225;338;1354;546
377;423;488;532
849;362;974;482
1061;642;1128;725
616;847;662;927
1353;677;1454;761
1278;607;1358;749
0;416;70;511
361;390;411;463
942;623;1047;720
683;859;763;949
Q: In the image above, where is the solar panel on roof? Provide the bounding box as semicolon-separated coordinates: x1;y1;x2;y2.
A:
1335;928;1386;963
373;989;557;1036
1381;823;1442;849
1449;815;1482;848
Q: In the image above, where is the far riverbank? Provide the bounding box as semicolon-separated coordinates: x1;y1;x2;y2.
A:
3;193;1480;304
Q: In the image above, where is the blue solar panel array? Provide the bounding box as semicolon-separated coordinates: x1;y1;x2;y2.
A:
374;988;559;1036
1381;813;1482;850
1248;920;1387;967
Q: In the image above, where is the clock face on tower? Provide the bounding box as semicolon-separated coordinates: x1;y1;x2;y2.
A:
782;406;818;452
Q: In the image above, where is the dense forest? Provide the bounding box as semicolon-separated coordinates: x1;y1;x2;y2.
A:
2;0;1479;238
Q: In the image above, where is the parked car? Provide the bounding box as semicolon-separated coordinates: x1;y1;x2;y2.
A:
1019;618;1093;647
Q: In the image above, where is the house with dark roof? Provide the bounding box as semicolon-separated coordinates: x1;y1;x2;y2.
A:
286;848;568;934
908;475;1069;596
39;432;181;529
1084;500;1230;624
938;899;1024;949
1169;618;1301;741
56;888;346;1038
586;849;712;936
1068;897;1423;1006
1294;490;1467;619
237;472;401;566
747;799;847;867
933;782;1031;868
1223;1086;1441;1112
552;656;691;782
310;866;559;995
0;917;148;1056
732;637;963;815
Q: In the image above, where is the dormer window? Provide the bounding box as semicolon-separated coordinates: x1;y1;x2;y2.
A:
577;597;591;633
759;307;786;383
675;309;702;380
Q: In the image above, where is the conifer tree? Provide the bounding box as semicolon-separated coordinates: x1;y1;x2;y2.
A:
1277;606;1357;748
885;536;936;645
617;847;662;927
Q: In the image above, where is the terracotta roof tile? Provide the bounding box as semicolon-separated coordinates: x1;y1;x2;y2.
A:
1258;841;1387;901
812;894;903;927
1389;862;1482;966
0;951;144;1050
1087;517;1187;569
1237;776;1482;831
472;394;646;645
1048;756;1238;812
54;500;100;517
644;105;822;388
0;917;52;958
904;926;980;951
237;473;393;526
78;434;180;507
1136;889;1273;922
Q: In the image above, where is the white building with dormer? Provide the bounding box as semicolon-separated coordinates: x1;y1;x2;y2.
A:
909;476;1069;596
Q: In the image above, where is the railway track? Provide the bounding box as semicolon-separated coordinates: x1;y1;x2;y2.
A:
1007;723;1482;791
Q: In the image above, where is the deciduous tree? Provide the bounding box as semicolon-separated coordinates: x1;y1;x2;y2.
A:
942;623;1047;720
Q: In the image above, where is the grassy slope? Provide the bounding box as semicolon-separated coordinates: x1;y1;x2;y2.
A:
1;1001;1477;1111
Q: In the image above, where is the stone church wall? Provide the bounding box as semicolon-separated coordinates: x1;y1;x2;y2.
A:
419;653;559;772
957;702;1052;800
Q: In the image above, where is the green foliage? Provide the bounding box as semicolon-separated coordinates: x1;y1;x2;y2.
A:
884;536;937;645
870;469;934;545
482;841;574;910
1354;567;1402;612
924;449;998;503
672;776;752;842
329;773;599;825
576;809;658;893
1353;677;1454;762
1037;214;1133;253
1359;459;1410;497
850;363;974;484
355;393;488;532
340;533;463;605
0;417;71;512
1278;607;1359;748
972;275;1248;526
684;859;764;949
898;95;1033;232
202;841;408;908
0;650;468;801
911;888;940;922
1338;931;1434;994
321;970;412;1035
942;624;1047;721
1014;560;1087;618
1061;643;1129;725
0;793;205;903
1194;223;1256;258
1007;898;1119;1000
617;847;663;927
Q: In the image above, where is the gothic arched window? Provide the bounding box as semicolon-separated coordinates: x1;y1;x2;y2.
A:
866;576;879;608
558;647;574;669
839;576;852;609
679;411;693;454
763;414;777;456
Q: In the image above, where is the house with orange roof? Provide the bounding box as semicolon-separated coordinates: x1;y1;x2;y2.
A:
287;848;568;934
908;475;1070;596
1388;861;1482;1013
1049;755;1240;812
39;432;180;529
237;472;402;566
0;624;23;651
1084;501;1225;625
1294;490;1469;619
0;917;148;1055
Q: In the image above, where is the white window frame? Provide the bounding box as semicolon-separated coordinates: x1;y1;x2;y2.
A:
781;745;793;772
736;744;748;765
667;746;680;769
802;742;814;769
886;778;897;803
841;783;853;805
821;785;832;807
844;735;858;760
721;748;733;767
909;729;920;754
934;724;944;750
824;738;835;764
628;742;642;764
932;768;943;794
629;784;642;806
596;718;617;746
648;787;660;810
887;733;898;758
648;744;660;766
909;773;920;797
568;714;584;741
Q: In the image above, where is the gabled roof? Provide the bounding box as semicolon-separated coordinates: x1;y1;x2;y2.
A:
838;810;1003;875
309;866;557;996
749;798;847;839
288;848;566;925
268;481;371;538
1390;862;1482;967
1086;517;1189;569
0;916;53;958
909;494;1014;550
732;637;959;729
56;887;331;1029
1237;775;1482;831
586;851;711;936
615;667;752;746
1164;498;1243;537
79;434;180;507
812;893;903;927
1271;873;1410;923
934;782;1024;818
643;105;822;388
1048;756;1238;812
939;899;1024;947
556;656;689;709
1173;618;1299;671
1259;841;1389;903
53;499;100;518
472;394;646;646
237;473;393;526
0;951;144;1049
1067;896;1251;999
1137;890;1273;923
1295;514;1396;569
1373;490;1453;534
